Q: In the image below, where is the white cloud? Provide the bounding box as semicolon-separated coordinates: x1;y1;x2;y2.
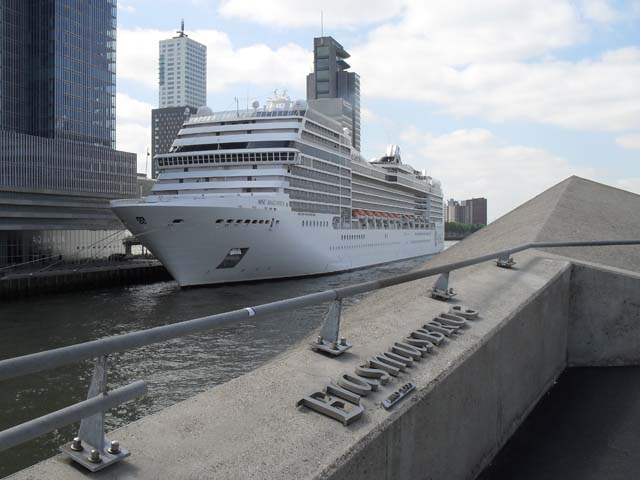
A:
116;93;153;174
401;127;597;220
218;0;405;28
117;2;135;13
616;178;640;194
580;0;620;24
615;132;640;150
350;1;640;132
360;107;379;122
117;28;310;95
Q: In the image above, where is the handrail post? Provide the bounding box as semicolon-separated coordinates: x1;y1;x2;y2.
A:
311;299;352;356
59;356;131;472
496;252;516;269
431;272;457;301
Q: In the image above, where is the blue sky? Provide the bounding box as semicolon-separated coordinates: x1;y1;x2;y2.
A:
115;0;640;220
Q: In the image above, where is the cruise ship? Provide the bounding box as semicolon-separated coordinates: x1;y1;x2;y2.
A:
111;38;444;287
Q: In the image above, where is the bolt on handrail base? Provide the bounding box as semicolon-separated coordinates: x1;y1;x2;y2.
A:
496;252;516;269
311;336;353;356
59;356;132;472
431;272;457;301
60;438;130;472
310;299;352;356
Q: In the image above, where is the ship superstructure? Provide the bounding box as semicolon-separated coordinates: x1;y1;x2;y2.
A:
111;38;444;287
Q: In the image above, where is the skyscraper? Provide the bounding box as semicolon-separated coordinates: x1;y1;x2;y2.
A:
152;22;207;178
0;0;137;268
306;36;361;151
158;21;207;108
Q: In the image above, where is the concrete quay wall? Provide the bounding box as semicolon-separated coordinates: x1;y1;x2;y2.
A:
11;252;588;480
328;262;572;480
568;263;640;366
0;261;170;299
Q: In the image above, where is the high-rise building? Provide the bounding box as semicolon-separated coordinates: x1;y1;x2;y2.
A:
152;23;207;179
446;198;488;225
151;106;198;178
0;0;137;268
306;36;361;151
158;21;207;109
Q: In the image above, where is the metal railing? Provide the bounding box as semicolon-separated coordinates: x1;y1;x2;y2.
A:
0;239;639;471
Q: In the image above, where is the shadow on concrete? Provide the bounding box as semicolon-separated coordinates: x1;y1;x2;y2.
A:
478;366;640;480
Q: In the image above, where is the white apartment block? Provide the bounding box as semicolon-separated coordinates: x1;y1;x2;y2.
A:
159;28;206;108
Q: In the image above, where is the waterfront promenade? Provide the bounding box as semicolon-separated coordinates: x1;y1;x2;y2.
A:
7;176;640;479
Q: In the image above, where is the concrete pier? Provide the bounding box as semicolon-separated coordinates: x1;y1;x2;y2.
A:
9;176;640;479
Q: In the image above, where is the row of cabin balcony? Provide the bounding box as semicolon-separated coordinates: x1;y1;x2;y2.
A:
352;170;433;195
180;118;303;134
157;167;290;181
352;191;429;210
152;180;288;192
351;179;431;203
352;199;428;216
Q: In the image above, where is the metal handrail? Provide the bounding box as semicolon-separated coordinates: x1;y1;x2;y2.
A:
1;239;639;381
1;239;639;467
0;381;147;452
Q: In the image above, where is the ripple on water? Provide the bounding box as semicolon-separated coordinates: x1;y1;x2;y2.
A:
0;249;454;477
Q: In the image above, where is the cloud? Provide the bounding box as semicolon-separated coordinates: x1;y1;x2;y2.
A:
218;0;405;28
117;1;135;13
349;1;640;132
615;132;640;150
117;28;310;94
616;178;640;194
116;93;153;174
360;107;379;122
579;0;620;24
401;127;597;220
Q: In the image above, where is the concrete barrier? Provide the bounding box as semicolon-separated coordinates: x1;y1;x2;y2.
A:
569;263;640;366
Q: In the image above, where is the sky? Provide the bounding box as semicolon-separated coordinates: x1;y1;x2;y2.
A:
115;0;640;221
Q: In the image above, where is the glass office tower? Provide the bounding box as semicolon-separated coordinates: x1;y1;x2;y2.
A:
0;0;137;269
306;36;361;151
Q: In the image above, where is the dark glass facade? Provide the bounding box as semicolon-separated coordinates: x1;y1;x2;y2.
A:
1;0;117;147
306;36;361;151
0;1;136;269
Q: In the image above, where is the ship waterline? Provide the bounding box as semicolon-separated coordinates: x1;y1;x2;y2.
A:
112;193;443;286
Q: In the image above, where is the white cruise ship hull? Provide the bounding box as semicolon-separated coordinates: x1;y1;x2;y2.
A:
112;194;444;287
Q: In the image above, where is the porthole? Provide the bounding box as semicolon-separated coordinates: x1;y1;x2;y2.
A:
215;219;223;223
259;220;264;224
252;220;258;224
226;219;233;223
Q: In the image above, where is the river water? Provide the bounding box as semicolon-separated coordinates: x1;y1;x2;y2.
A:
0;250;452;477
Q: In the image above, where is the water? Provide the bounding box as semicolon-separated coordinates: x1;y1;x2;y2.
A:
0;249;452;478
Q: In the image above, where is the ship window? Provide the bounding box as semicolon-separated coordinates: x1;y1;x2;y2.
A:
227;219;233;223
236;219;243;223
259;220;265;224
216;219;223;223
244;219;251;224
252;220;258;224
276;220;280;224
